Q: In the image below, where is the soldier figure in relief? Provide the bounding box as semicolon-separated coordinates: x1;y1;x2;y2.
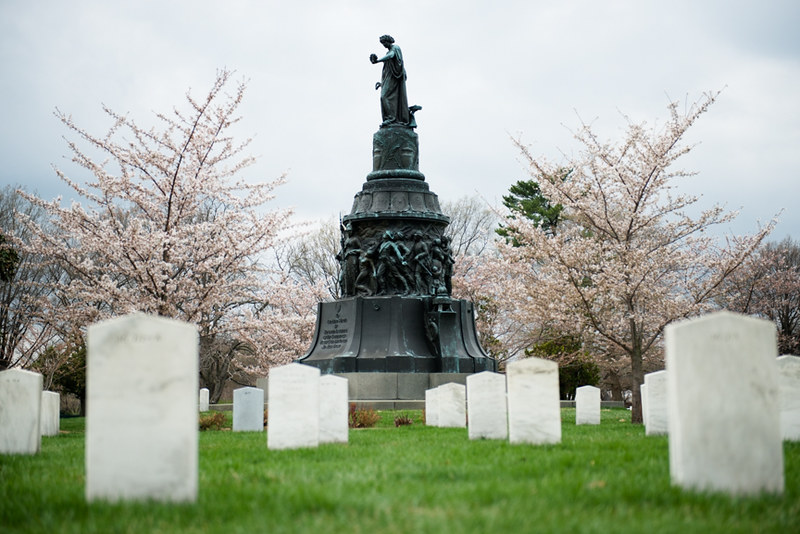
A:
376;230;411;295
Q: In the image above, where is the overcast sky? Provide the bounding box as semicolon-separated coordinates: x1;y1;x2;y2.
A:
2;0;798;241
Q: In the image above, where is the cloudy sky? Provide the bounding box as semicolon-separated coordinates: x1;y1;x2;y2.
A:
2;0;798;241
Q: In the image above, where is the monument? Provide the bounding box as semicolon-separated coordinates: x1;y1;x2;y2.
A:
298;36;496;401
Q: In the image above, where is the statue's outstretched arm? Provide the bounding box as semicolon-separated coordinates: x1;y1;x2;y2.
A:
370;47;396;64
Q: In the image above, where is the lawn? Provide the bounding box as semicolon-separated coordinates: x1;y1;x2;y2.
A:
1;409;798;533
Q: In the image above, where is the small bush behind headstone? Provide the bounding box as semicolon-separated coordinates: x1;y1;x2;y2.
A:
349;404;380;428
199;412;226;431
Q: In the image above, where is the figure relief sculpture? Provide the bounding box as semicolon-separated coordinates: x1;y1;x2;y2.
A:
429;238;448;295
370;35;411;127
339;228;361;297
354;241;378;296
376;230;411;295
410;231;432;294
440;235;454;295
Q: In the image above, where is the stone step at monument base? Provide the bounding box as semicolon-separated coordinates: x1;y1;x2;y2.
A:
339;372;471;401
560;400;627;409
257;372;470;402
258;372;471;402
209;400;426;412
348;400;425;410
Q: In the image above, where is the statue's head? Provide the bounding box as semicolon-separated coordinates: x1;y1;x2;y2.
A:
379;35;395;46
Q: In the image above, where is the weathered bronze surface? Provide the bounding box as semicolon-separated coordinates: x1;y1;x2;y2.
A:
370;35;410;127
299;39;496;374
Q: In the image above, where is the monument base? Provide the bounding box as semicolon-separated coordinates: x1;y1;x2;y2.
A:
297;296;496;374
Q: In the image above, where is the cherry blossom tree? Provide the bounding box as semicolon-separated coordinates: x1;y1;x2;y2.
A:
722;237;800;354
444;196;533;366
501;92;774;423
1;186;59;371
276;219;343;301
18;70;317;398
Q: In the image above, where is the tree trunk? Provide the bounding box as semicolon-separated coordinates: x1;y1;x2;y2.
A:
629;346;644;424
604;370;624;401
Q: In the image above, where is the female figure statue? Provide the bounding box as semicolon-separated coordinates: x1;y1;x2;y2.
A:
370;35;410;127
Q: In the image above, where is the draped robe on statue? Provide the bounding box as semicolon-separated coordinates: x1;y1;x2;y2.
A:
379;45;410;126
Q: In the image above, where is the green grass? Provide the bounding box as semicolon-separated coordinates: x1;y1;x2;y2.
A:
1;409;798;533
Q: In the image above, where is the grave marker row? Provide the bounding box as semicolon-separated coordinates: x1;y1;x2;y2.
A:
5;310;796;505
427;357;562;445
267;363;349;449
425;383;466;428
0;370;62;449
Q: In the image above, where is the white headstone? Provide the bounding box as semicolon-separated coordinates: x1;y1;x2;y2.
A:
319;375;348;444
640;383;649;428
0;368;43;454
425;387;440;427
575;385;600;425
665;311;783;495
507;357;561;444
644;371;668;436
437;383;466;428
86;313;199;502
40;390;60;437
256;376;268;396
199;388;210;412
466;371;507;440
232;387;264;432
777;355;800;441
267;363;320;450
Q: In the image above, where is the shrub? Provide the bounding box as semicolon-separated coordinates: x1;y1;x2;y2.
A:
394;413;414;427
558;357;601;400
199;411;226;431
349;403;380;428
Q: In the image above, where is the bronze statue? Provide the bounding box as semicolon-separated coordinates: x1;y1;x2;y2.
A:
355;242;378;296
340;233;361;296
440;235;454;295
299;37;497;375
376;230;411;294
410;231;432;294
370;35;410;127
